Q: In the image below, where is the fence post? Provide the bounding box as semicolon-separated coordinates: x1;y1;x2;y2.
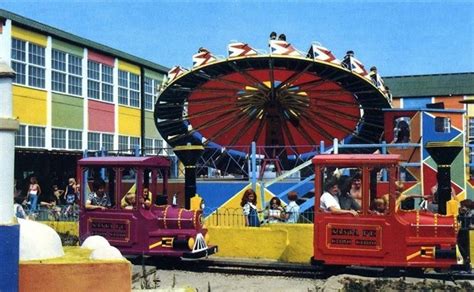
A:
251;141;257;191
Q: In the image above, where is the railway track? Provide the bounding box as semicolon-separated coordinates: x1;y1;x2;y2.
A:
130;256;474;281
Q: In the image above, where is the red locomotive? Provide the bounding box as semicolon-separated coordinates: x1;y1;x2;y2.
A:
311;149;468;270
77;156;217;259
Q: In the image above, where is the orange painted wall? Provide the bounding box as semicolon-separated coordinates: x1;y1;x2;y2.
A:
19;262;131;292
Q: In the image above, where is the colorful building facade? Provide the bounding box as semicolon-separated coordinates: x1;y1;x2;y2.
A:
0;10;168;187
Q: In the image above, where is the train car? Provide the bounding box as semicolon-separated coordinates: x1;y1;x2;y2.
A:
77;156;217;259
311;153;467;270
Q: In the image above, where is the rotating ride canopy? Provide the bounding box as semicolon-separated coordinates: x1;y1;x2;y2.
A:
155;39;392;174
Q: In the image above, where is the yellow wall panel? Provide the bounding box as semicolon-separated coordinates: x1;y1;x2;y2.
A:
13;86;47;125
12;26;47;46
118;60;140;75
118;106;140;135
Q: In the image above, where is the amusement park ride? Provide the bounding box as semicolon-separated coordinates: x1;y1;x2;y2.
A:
78;35;470;270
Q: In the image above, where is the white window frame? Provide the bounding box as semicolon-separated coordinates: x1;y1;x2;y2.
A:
68;130;82;150
11;38;46;88
52;49;83;96
88;60;113;102
52;128;67;149
118;69;140;108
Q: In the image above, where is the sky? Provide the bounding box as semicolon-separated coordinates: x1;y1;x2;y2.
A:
1;0;473;77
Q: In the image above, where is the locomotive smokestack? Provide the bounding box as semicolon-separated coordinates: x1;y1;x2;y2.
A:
425;141;462;215
173;144;204;209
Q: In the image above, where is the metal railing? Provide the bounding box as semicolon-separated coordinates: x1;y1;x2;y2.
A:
203;207;314;227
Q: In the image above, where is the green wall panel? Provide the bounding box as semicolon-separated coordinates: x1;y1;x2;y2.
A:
52;38;83;56
145;111;160;139
52;93;83;129
144;68;165;81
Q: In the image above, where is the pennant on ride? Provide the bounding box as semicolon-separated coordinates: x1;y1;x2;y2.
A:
307;43;341;65
342;56;369;78
192;49;217;67
228;42;258;58
269;40;302;56
167;66;188;83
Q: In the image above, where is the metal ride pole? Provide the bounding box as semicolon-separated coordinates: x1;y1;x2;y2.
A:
251;141;256;191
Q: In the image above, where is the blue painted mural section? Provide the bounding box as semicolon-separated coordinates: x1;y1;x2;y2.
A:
197;181;314;214
422;112;461;159
197;181;248;210
0;224;19;292
403;97;432;109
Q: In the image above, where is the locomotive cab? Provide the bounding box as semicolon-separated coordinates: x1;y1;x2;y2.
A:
312;154;462;269
77;156;217;259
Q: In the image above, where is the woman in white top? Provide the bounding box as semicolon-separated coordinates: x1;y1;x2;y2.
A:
320;177;358;216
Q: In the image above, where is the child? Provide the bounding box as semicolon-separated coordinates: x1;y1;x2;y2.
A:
372;198;386;215
14;196;28;219
53;185;64;201
267;197;285;224
285;191;300;223
121;192;136;210
240;189;260;227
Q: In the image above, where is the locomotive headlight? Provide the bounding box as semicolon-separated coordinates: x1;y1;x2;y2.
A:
187;237;195;250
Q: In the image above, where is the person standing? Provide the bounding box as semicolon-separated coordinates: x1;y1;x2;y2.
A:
285;191;300;223
240;189;260;227
27;176;41;214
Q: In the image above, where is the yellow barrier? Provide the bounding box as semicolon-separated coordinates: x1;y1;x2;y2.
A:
42;221;78;237
207;224;313;263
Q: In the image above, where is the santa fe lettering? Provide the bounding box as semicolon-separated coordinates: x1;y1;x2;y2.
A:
331;228;359;236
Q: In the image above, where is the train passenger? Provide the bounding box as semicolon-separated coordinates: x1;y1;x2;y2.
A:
266;197;285;223
338;175;361;211
121;192;136;210
85;181;111;211
140;187;152;209
320;177;358;216
371;198;386;215
285;191;300;223
240;189;260;227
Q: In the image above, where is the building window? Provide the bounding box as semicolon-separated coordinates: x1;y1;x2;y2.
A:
102;133;114;150
145;77;160;110
118;70;140;107
87;61;100;100
11;38;45;88
435;117;451;133
69;55;83;96
15;125;26;146
101;65;113;102
52;128;66;149
88;61;114;102
130;74;140;107
155;139;163;154
130;137;140;150
52;49;82;96
69;130;82;149
27;43;46;88
88;132;100;150
145;138;154;154
119;135;129;151
28;126;45;147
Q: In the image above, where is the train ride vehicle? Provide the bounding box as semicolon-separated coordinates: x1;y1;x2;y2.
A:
311;149;470;271
77;155;217;259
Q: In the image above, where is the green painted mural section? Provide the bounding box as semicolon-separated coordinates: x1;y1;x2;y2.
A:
467;182;474;200
52;93;83;129
144;68;164;81
450;135;466;187
52;39;83;56
145;111;159;139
